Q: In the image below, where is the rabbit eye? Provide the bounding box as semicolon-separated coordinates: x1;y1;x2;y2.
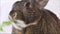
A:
25;2;30;8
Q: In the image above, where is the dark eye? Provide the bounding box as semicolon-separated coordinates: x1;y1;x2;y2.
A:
25;2;30;8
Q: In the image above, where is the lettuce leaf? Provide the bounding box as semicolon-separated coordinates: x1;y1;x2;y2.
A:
2;20;12;26
0;26;3;31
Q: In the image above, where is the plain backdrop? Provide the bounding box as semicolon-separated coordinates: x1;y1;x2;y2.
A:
0;0;60;34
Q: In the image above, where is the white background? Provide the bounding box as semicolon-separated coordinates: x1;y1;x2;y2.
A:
0;0;60;34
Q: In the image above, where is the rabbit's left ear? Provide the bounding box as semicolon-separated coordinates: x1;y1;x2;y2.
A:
35;0;49;8
29;0;49;9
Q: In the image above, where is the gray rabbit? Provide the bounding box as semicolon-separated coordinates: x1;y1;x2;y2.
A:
9;0;60;34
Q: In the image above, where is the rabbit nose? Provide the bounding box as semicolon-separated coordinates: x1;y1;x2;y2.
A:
13;13;15;16
12;12;17;18
8;12;17;20
9;13;15;19
8;15;13;21
13;12;17;19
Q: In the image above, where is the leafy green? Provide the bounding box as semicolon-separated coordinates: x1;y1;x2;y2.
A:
2;20;13;26
0;26;3;31
0;20;13;31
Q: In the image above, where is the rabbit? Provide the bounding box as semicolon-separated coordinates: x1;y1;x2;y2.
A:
9;0;60;34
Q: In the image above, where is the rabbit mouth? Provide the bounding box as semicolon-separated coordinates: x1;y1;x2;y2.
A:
8;12;17;21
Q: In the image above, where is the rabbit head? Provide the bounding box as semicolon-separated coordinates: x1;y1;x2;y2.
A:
9;1;28;30
9;1;38;30
9;0;49;30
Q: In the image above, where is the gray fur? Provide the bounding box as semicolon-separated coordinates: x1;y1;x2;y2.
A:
9;0;60;34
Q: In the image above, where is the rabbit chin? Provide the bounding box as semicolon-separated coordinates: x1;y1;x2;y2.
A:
12;19;37;30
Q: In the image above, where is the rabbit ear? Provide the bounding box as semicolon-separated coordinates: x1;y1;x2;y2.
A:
38;0;49;8
29;0;49;9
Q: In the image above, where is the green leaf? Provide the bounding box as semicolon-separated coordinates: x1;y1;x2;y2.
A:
0;26;3;31
2;21;12;26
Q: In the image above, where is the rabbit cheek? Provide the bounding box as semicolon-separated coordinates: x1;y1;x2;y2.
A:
8;15;13;21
